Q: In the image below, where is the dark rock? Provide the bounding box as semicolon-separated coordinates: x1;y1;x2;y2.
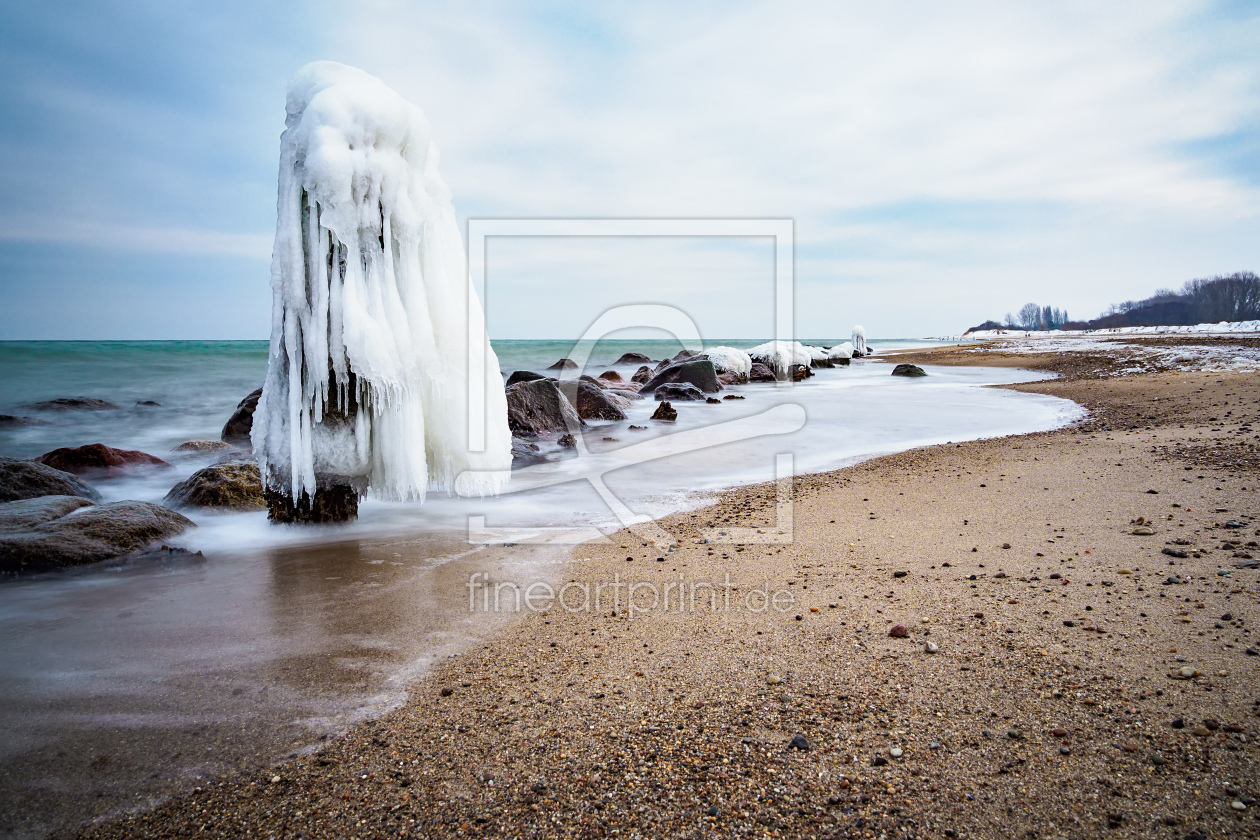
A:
506;379;583;437
749;362;776;382
505;370;547;388
706;397;721;404
651;402;677;422
0;415;49;427
171;440;237;453
35;444;171;477
135;400;161;407
597;370;624;383
832;357;851;366
631;366;653;385
0;457;101;503
558;434;577;449
654;382;706;402
889;624;909;637
22;397;121;412
545;358;578;371
723;394;745;400
811;357;834;368
559;380;628;421
787;734;810;750
788;364;811;382
0;496;195;573
717;372;742;386
265;483;358;524
615;352;652;365
891;364;928;377
640;359;721;394
163;461;265;511
511;439;544;468
1162;548;1189;559
221;387;263;446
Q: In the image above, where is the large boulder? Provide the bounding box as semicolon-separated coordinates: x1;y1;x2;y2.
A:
615;352;652;365
35;444;171;477
891;364;928;377
22;397;121;412
654;382;707;402
0;496;195;573
221;387;263;446
505;370;547;388
748;362;776;382
545;358;578;371
597;370;623;383
640;359;721;394
506;379;583;437
631;365;652;385
0;457;101;503
163;461;265;511
559;380;628;421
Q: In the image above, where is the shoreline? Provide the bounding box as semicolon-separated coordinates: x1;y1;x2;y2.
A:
60;338;1260;838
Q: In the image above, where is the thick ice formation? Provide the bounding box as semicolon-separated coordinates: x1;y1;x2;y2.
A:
700;346;752;377
747;340;813;377
253;61;512;504
826;341;854;360
852;326;867;356
803;344;829;363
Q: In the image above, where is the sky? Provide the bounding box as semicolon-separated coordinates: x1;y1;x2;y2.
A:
0;0;1256;340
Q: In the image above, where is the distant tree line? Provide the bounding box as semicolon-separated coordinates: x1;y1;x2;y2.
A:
965;271;1259;333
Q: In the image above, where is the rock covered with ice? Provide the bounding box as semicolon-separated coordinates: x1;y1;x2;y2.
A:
700;346;752;377
254;62;512;505
747;341;814;378
826;341;854;360
852;326;867;356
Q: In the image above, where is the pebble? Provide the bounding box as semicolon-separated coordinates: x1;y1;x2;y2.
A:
1233;801;1248;811
1171;718;1185;729
1050;728;1068;737
1007;728;1023;740
1192;725;1211;737
787;734;810;750
1247;647;1259;657
439;687;454;697
871;755;888;767
1060;746;1070;756
890;747;903;758
893;570;908;578
925;641;939;654
889;624;909;638
766;675;783;685
1178;666;1197;679
270;775;281;784
1152;754;1166;765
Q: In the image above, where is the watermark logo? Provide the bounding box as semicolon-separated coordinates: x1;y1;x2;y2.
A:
461;219;801;547
467;572;797;617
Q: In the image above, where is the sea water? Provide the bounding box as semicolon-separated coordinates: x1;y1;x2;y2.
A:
0;338;1080;837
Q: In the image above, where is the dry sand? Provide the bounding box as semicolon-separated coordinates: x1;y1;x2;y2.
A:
66;340;1260;839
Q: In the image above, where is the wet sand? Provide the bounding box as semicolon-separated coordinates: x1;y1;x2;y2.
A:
59;339;1260;838
0;534;559;839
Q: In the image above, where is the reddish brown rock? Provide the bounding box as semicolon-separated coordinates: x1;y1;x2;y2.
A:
35;444;171;478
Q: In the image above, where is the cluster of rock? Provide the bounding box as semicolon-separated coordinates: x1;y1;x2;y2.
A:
0;391;274;573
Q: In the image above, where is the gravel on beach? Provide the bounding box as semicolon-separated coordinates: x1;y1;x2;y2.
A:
66;341;1260;840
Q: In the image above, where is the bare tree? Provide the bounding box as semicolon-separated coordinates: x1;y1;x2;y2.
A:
1018;303;1041;330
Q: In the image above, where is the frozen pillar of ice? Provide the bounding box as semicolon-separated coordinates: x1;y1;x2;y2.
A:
851;325;867;357
253;61;512;522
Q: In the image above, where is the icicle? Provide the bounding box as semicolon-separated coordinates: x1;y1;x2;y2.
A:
254;62;512;513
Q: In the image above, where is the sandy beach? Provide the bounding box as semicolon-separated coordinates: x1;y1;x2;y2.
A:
65;338;1260;839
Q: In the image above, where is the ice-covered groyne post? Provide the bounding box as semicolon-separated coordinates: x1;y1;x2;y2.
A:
253;62;512;523
852;325;867;357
